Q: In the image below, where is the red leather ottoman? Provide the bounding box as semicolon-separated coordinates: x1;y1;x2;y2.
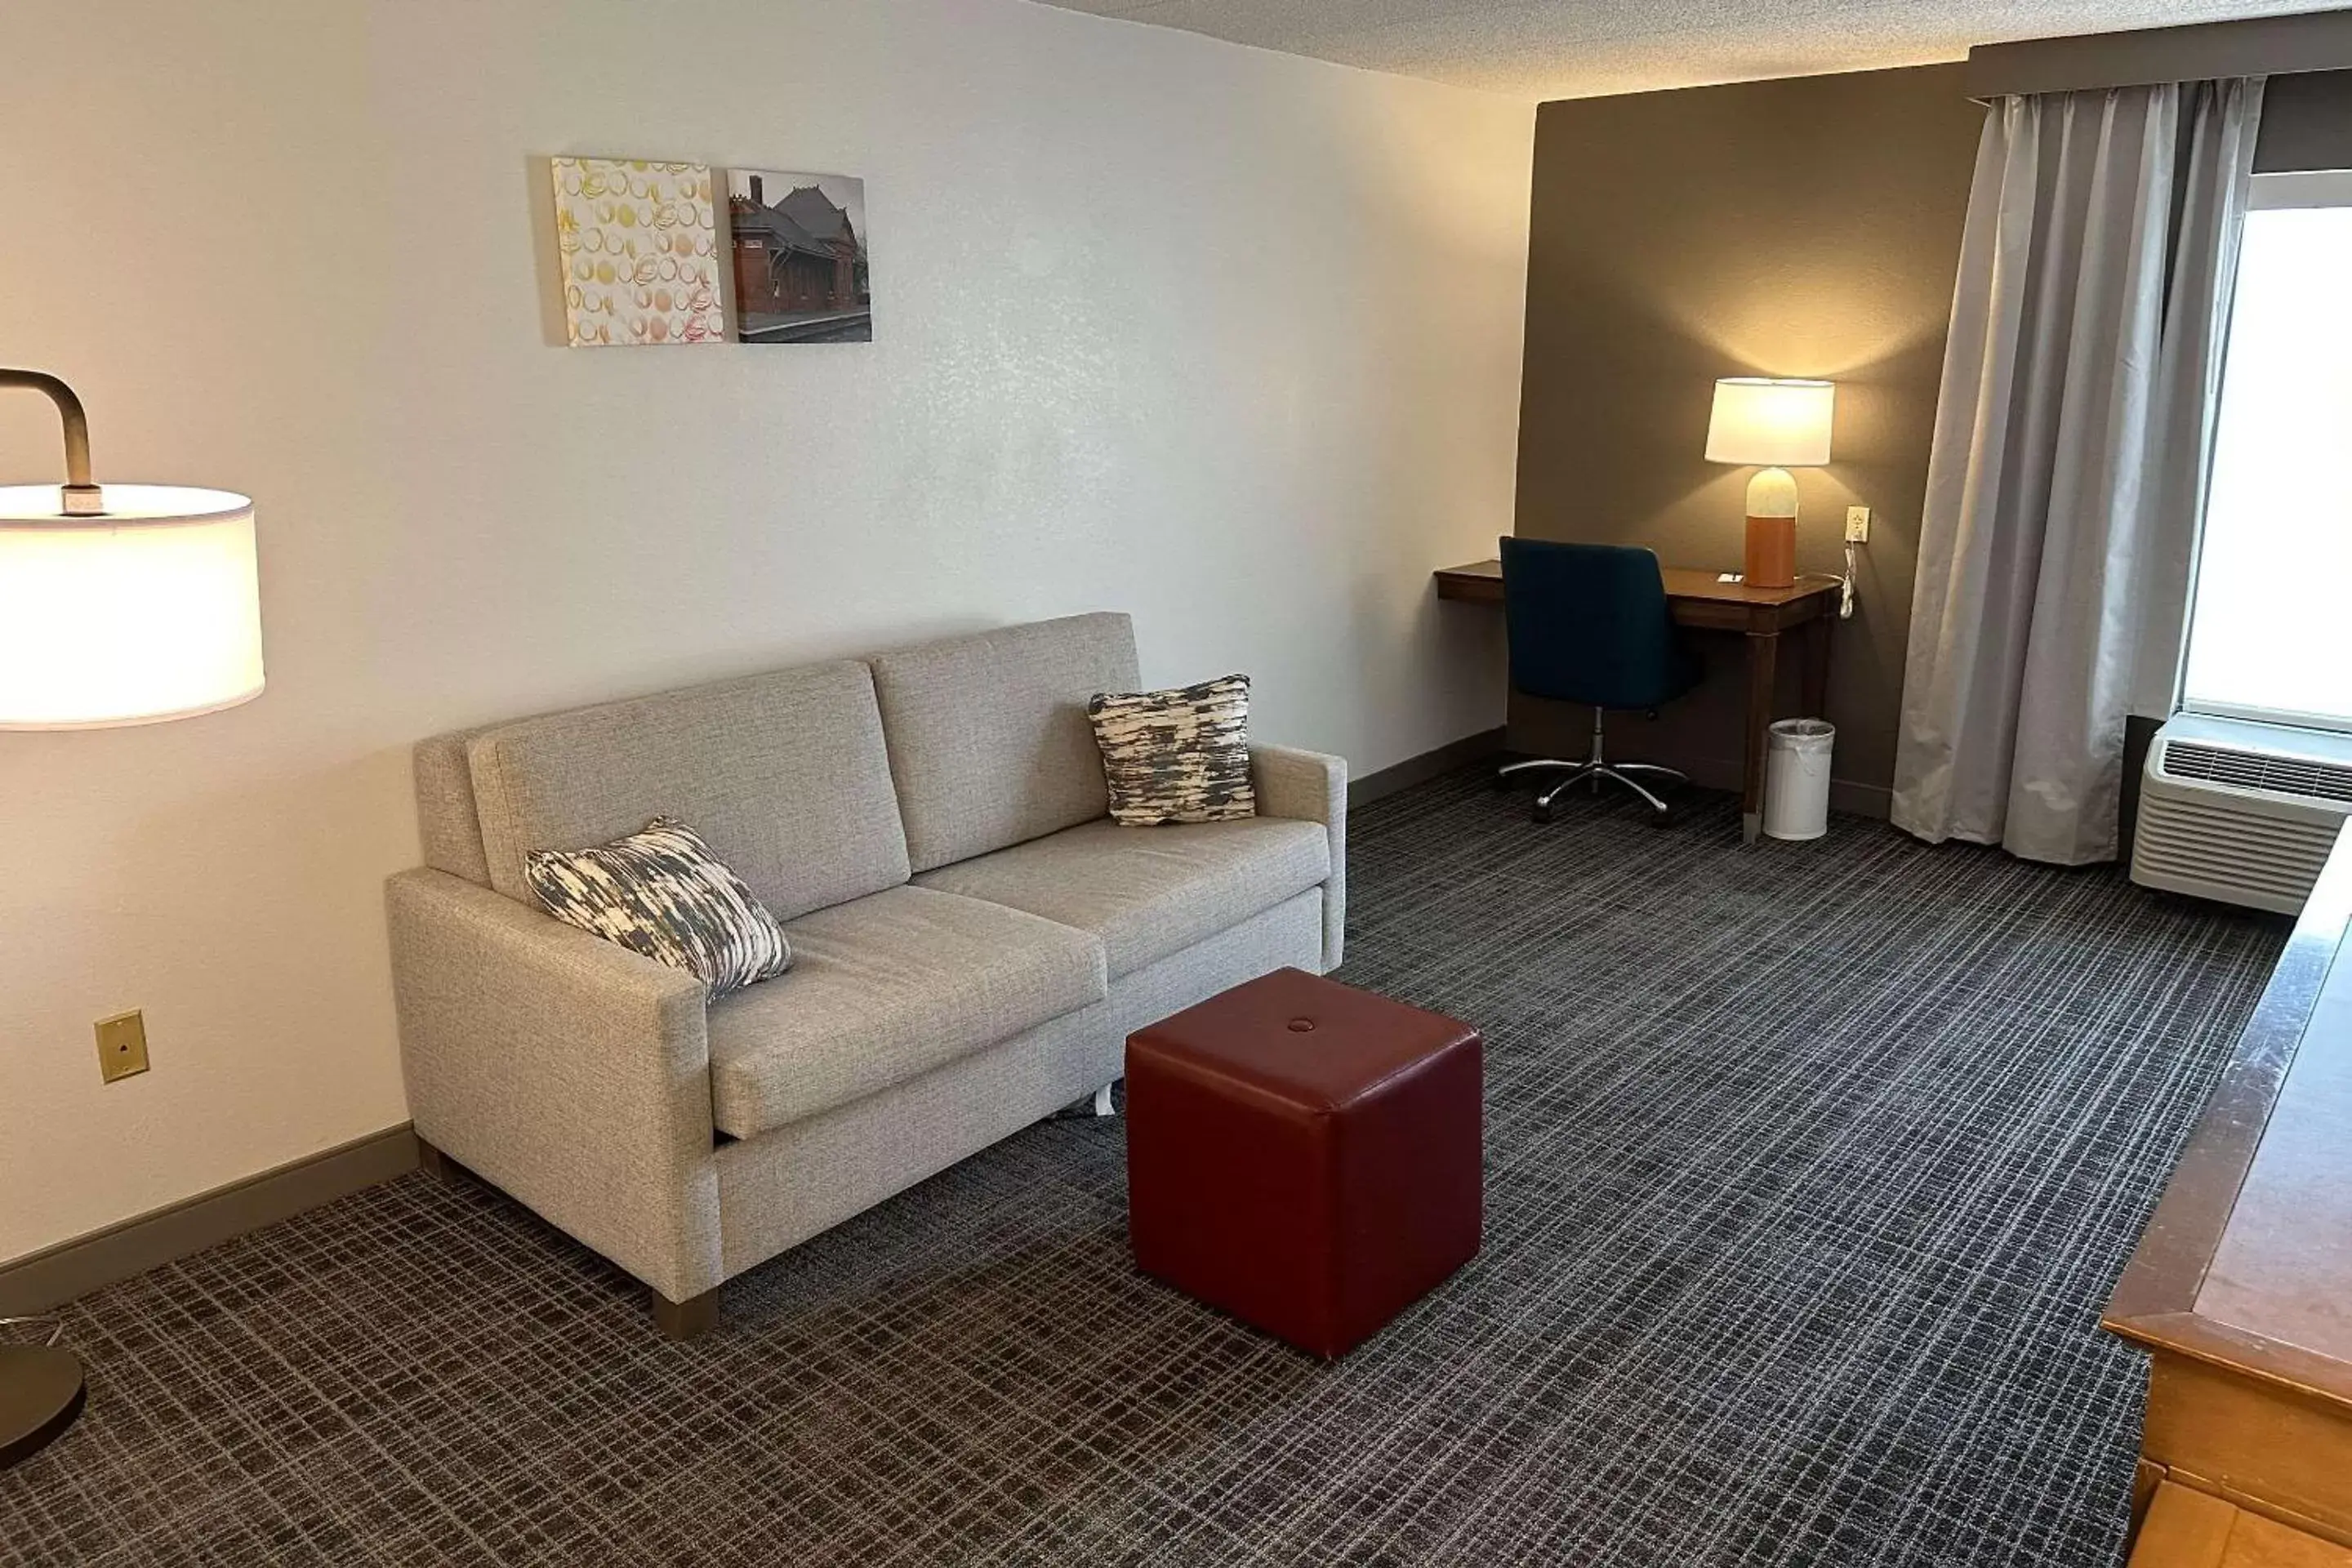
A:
1125;966;1482;1359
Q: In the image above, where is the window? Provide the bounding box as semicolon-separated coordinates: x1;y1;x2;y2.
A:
2180;171;2352;732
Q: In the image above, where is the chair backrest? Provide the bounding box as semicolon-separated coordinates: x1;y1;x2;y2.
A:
1499;537;1681;711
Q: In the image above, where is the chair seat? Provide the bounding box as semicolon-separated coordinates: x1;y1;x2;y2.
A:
706;885;1107;1138
914;817;1330;979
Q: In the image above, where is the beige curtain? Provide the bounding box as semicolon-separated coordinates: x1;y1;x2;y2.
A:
1891;79;2265;865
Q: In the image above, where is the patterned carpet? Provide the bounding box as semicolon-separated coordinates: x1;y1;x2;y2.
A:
0;770;2286;1566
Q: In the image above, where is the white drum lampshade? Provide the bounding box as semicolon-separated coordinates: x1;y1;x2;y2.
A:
0;370;264;731
0;486;265;728
1704;376;1836;469
1705;376;1834;590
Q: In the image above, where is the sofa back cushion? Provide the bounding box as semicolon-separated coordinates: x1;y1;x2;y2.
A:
466;662;911;922
414;727;493;884
868;612;1140;873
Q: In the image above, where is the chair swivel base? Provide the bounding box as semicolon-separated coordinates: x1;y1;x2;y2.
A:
0;1344;87;1470
1498;757;1686;823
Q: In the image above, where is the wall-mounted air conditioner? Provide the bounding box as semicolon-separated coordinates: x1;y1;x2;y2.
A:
2132;714;2352;914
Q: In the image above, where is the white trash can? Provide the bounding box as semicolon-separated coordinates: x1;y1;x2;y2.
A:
1763;719;1834;841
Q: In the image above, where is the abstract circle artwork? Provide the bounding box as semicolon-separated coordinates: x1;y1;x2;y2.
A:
550;157;726;349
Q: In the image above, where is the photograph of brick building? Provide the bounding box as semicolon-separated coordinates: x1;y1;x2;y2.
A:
726;171;872;343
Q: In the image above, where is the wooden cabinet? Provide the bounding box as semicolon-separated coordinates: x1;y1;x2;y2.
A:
2108;822;2352;1557
2132;1484;2352;1568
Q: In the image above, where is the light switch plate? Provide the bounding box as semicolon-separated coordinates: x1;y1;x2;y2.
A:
1845;506;1872;544
96;1010;150;1084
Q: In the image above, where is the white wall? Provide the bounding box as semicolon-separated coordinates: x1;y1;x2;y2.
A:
0;0;1528;1262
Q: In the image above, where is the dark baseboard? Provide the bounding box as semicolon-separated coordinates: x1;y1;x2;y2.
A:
1351;727;1508;808
1829;780;1894;820
1673;757;1892;822
0;1125;419;1315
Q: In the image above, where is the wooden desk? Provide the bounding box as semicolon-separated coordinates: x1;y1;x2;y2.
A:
2107;821;2352;1557
1433;559;1843;841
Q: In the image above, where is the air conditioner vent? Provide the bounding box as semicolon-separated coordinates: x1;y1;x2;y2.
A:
2163;741;2352;803
2135;716;2352;915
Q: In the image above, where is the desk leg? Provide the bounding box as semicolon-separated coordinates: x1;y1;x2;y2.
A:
1802;614;1833;719
1744;630;1780;844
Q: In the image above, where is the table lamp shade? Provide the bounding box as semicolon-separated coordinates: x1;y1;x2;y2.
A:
0;484;265;729
1704;378;1835;468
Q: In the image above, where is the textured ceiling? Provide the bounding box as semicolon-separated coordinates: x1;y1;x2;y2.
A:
1029;0;2325;99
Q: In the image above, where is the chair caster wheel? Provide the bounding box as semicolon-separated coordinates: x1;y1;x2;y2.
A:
1647;807;1675;829
1492;769;1515;792
1532;800;1557;824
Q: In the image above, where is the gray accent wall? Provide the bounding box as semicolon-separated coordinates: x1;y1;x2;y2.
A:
1510;65;1984;812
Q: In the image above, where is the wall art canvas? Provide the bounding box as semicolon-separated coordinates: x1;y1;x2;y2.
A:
726;171;873;343
550;158;724;347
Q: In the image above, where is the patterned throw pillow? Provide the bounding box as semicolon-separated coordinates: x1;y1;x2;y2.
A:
1088;675;1258;826
525;817;791;1000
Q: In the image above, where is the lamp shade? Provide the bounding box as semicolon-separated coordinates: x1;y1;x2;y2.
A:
0;484;265;729
1704;378;1835;467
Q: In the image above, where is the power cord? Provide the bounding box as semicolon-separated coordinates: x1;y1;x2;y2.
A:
1841;541;1859;620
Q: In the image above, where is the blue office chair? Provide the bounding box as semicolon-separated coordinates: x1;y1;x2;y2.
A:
1497;537;1702;823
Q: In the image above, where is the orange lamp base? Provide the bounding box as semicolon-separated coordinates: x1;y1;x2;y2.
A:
1744;514;1796;590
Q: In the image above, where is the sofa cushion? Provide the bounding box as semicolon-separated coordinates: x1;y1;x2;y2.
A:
525;817;792;1000
868;612;1139;874
1089;673;1257;826
467;662;910;923
706;885;1107;1138
914;817;1330;979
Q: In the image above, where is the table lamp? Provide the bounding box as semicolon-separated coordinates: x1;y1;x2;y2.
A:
0;368;264;1469
1705;376;1834;590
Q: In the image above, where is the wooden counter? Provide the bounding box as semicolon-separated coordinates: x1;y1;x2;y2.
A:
2109;819;2352;1555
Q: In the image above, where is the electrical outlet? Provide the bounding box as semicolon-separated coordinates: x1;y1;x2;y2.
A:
96;1010;150;1084
1845;506;1872;544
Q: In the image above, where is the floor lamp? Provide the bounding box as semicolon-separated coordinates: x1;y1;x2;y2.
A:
0;368;265;1468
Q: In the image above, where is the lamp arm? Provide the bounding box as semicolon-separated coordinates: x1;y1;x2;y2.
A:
0;368;102;514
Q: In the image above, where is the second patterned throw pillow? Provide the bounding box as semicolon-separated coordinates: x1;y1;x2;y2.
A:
1088;674;1257;826
525;817;791;999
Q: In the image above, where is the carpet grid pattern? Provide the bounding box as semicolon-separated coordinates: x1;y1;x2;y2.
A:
0;771;2285;1565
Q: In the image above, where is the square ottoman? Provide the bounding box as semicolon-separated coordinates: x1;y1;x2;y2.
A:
1125;966;1482;1358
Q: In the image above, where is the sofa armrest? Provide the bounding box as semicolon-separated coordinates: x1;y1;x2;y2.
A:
1252;745;1348;971
385;867;723;1302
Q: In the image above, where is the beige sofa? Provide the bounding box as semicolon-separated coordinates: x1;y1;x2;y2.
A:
385;612;1345;1336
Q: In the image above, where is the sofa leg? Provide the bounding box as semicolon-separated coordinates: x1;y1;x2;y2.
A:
1094;1082;1117;1117
652;1287;720;1341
